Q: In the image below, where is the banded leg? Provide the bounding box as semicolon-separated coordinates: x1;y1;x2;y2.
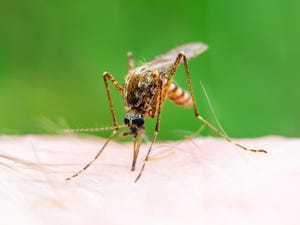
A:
128;52;135;73
65;72;123;181
172;53;267;153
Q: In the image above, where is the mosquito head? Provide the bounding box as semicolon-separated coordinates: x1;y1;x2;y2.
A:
124;111;144;135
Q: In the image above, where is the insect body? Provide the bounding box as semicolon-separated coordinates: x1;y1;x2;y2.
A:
66;42;267;182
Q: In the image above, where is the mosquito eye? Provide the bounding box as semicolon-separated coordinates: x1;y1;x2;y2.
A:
133;118;144;128
124;118;130;125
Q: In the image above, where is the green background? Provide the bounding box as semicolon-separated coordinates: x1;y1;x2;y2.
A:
0;0;299;140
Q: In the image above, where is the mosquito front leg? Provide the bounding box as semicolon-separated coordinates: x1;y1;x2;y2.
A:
65;72;124;181
103;72;124;128
179;53;267;154
128;52;135;73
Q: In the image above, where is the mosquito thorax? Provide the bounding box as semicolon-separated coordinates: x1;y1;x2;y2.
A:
124;111;145;134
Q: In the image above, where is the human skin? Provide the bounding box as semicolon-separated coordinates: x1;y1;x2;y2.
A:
0;135;299;225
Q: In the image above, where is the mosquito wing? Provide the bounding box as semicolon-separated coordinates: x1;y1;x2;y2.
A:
144;42;208;72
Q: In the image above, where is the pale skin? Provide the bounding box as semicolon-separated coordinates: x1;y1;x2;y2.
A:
0;135;299;225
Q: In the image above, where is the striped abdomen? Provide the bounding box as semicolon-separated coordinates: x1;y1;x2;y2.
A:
167;83;192;107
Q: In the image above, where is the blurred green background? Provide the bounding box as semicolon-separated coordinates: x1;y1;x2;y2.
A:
0;0;299;139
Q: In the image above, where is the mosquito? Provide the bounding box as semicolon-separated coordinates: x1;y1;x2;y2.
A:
66;42;267;182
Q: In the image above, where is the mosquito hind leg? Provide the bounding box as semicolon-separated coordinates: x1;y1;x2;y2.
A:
65;72;124;181
178;53;267;154
153;52;266;154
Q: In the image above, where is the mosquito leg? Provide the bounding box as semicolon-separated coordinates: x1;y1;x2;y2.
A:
128;52;135;73
179;53;267;153
65;72;124;181
66;130;117;180
135;80;163;182
103;72;124;128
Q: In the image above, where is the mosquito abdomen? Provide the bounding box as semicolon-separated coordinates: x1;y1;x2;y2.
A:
167;82;192;107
